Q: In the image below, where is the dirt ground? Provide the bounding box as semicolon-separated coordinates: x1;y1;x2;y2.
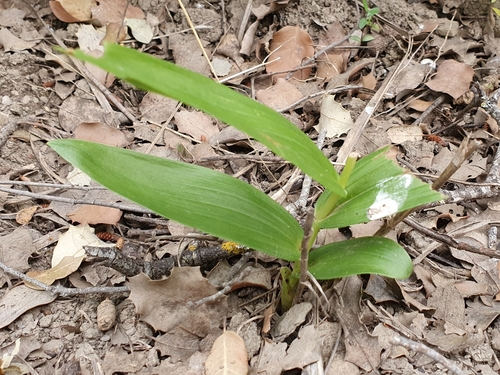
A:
1;0;500;374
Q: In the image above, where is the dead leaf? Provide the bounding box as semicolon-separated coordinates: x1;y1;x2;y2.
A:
270;302;312;341
175;110;218;141
0;227;35;276
255;78;303;111
125;18;153;44
26;255;86;289
73;122;130;147
91;0;145;26
49;0;93;23
314;95;354;138
426;59;474;99
51;224;114;268
205;331;248;375
0;8;26;28
316;22;349;81
128;268;227;332
0;28;37;52
409;99;433;112
0;339;30;374
386;125;423;144
101;347;149;374
266;26;314;82
67;204;122;225
16;206;39;225
0;285;57;330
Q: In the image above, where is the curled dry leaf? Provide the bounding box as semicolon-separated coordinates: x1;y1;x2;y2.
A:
16;205;39;225
91;0;145;26
67;204;123;225
49;0;93;23
314;95;354;138
97;298;116;331
266;26;314;82
205;331;248;375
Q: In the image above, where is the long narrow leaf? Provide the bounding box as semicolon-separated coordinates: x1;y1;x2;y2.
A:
308;237;412;280
316;148;443;228
49;140;303;261
70;44;345;197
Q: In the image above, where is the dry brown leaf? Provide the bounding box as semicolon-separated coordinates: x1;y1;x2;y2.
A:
205;331;248;375
255;78;303;111
97;298;116;331
0;8;26;28
91;0;145;26
314;95;354;138
358;73;377;100
175;110;219;141
101;22;128;44
73;122;130;147
409;99;433;112
0;227;35;275
67;204;122;225
266;26;314;82
0;28;37;52
426;59;475;99
316;22;349;81
49;0;93;23
128;268;226;332
16;206;39;225
26;255;85;289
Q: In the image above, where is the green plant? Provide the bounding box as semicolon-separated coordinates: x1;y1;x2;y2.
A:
49;44;442;309
351;0;380;43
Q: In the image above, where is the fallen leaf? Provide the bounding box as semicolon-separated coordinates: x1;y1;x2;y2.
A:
387;125;423;144
49;0;93;23
426;59;474;99
255;78;303;111
266;26;314;82
175;110;219;141
205;331;248;375
314;95;354;138
91;0;145;25
73;122;130;147
316;22;349;81
128;268;227;332
67;205;122;225
16;206;39;225
0;228;35;275
0;285;57;330
0;8;26;28
51;224;114;267
26;255;86;289
125;18;153;44
0;28;37;52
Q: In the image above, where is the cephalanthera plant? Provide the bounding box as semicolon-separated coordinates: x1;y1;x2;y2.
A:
49;44;442;309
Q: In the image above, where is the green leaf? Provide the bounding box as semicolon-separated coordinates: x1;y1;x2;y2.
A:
316;148;443;228
362;35;375;42
367;7;379;17
308;237;412;280
69;44;345;197
493;7;500;17
49;140;303;261
359;17;368;29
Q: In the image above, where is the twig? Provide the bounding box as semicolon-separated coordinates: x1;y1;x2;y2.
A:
0;180;106;190
389;335;466;375
0;186;153;214
0;260;130;297
278;85;366;113
411;94;446;127
177;0;219;81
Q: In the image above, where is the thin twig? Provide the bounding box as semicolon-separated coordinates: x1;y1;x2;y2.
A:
0;186;153;214
0;260;130;297
389;335;466;375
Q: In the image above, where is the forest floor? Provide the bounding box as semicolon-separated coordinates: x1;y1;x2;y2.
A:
1;0;500;374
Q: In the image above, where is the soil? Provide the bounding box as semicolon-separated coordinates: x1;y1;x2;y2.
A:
1;0;500;374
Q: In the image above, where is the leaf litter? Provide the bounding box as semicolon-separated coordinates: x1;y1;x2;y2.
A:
1;0;500;373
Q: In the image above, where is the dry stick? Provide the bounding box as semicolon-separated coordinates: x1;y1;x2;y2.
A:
0;180;106;190
410;94;446;127
0;260;130;297
177;0;219;81
278;85;366;113
0;186;153;214
145;102;182;154
389;335;466;375
25;3;136;125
